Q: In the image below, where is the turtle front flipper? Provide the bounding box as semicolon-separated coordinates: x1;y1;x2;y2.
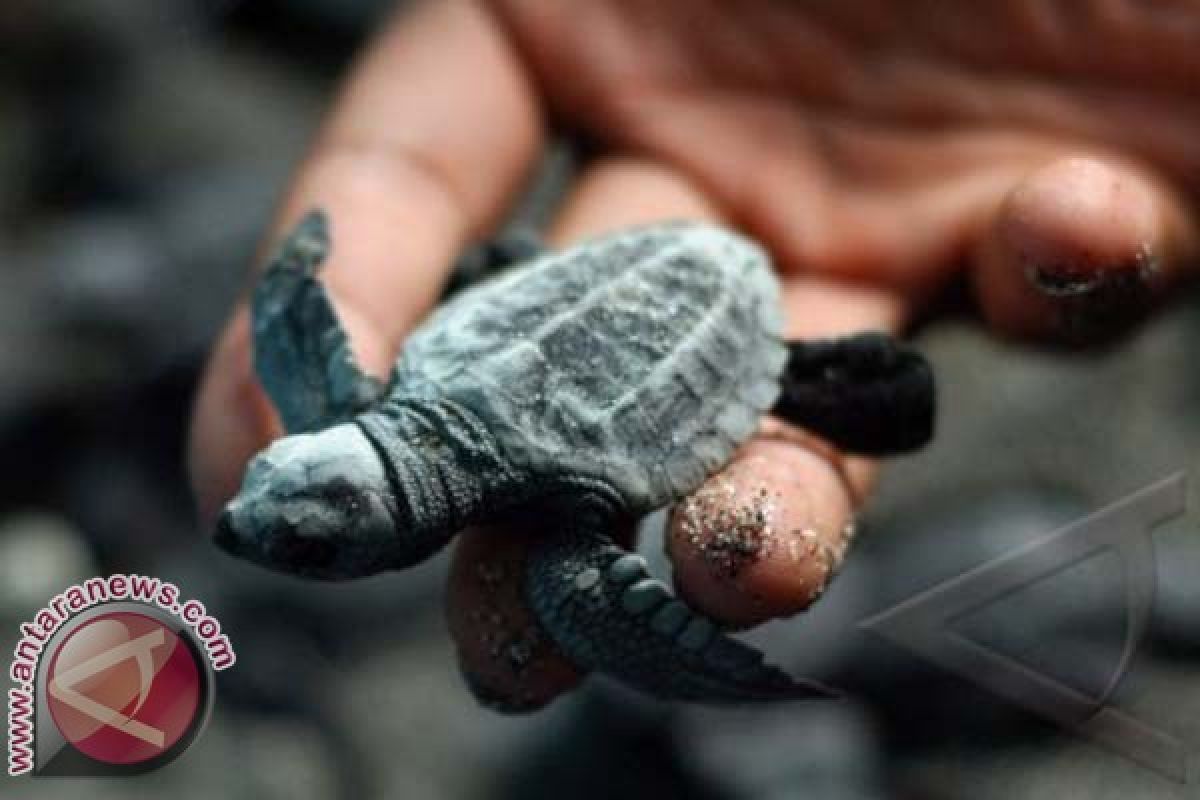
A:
525;521;836;704
772;332;936;456
253;209;385;433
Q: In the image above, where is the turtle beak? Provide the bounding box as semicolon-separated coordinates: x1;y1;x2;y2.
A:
213;509;247;557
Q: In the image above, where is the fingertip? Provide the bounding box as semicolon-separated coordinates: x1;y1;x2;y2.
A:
445;528;584;712
188;309;281;529
666;435;856;629
973;156;1183;344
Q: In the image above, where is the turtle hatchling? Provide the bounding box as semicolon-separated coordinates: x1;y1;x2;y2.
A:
216;209;935;705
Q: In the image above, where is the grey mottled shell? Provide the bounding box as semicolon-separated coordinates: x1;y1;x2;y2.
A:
393;222;787;513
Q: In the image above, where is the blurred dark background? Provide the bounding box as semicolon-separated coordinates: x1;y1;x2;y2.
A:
1;2;1197;798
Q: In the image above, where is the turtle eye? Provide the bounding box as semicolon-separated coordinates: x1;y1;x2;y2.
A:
314;478;365;516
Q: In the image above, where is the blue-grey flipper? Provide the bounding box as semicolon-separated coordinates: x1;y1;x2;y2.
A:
526;524;836;704
253;209;384;433
773;332;935;456
444;226;545;296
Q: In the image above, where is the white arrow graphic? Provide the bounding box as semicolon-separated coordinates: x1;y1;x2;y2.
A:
860;473;1189;782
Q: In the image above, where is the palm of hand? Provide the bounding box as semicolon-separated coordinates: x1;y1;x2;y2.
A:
500;0;1198;331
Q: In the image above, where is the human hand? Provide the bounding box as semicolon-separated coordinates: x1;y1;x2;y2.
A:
189;0;1200;709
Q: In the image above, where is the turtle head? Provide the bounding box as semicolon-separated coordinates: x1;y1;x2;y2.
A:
215;423;399;579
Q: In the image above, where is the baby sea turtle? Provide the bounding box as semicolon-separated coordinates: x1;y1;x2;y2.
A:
215;210;935;705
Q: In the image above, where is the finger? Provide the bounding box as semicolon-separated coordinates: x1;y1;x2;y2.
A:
188;0;542;523
446;157;723;710
445;516;638;712
608;99;1198;323
972;155;1199;344
606;99;1050;295
445;525;585;712
665;279;908;629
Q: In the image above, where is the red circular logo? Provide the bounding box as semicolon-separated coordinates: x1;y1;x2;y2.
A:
46;611;203;765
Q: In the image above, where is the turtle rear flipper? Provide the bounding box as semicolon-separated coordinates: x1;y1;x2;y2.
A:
253;210;384;433
522;519;836;705
773;332;935;456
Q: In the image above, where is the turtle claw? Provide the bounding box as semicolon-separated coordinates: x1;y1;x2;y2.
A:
525;529;837;704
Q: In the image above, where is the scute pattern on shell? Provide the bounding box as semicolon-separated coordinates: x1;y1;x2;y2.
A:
394;221;787;513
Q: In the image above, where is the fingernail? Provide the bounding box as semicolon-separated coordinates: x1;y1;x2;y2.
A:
1026;248;1158;343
